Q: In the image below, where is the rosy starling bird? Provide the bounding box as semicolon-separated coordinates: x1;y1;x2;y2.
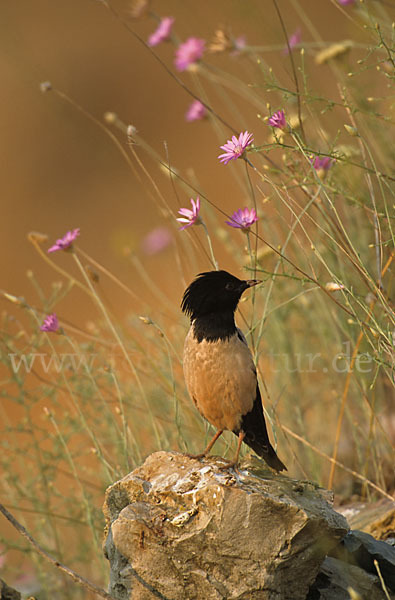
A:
182;270;286;471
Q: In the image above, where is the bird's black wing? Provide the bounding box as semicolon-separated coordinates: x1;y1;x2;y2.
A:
234;329;286;472
236;385;286;471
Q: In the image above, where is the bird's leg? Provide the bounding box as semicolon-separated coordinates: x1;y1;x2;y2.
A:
218;431;245;470
186;429;224;460
233;430;245;465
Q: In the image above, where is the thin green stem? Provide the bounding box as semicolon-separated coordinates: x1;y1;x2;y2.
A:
201;221;219;270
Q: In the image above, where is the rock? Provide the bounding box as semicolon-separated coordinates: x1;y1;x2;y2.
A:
103;451;348;600
104;527;130;600
307;556;390;600
0;579;21;600
336;500;395;541
331;529;395;592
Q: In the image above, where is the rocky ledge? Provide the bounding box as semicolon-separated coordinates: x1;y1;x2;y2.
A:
103;451;356;599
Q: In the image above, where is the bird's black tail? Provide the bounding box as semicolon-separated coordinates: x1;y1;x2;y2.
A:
243;432;287;472
236;386;287;472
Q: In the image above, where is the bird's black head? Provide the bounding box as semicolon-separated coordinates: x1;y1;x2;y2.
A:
181;270;260;322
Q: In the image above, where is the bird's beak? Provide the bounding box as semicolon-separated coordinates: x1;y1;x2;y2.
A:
245;279;261;288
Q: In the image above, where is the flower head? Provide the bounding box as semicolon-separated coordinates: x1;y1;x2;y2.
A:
310;155;335;171
142;227;173;255
284;29;301;54
325;282;345;292
234;35;247;51
40;313;59;333
174;37;205;71
129;0;151;19
176;197;201;230
226;207;258;231
268;110;286;130
218;130;254;165
208;28;232;53
147;17;174;47
232;35;247;56
208;28;247;55
185;100;207;122
48;229;80;253
338;0;355;4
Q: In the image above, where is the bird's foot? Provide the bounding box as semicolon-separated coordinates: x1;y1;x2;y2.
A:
217;459;239;472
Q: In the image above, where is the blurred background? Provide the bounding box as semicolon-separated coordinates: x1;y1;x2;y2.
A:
1;0;381;318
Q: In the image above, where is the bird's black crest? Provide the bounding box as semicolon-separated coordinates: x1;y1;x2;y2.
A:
181;270;250;321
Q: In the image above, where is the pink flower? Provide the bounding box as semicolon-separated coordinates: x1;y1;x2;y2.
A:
232;35;247;55
176;197;201;230
185;100;207;122
268;110;286;130
338;0;355;4
40;313;59;333
284;29;301;54
174;37;205;71
218;130;254;165
48;229;80;253
226;207;258;231
141;227;173;255
310;155;335;171
147;17;174;47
